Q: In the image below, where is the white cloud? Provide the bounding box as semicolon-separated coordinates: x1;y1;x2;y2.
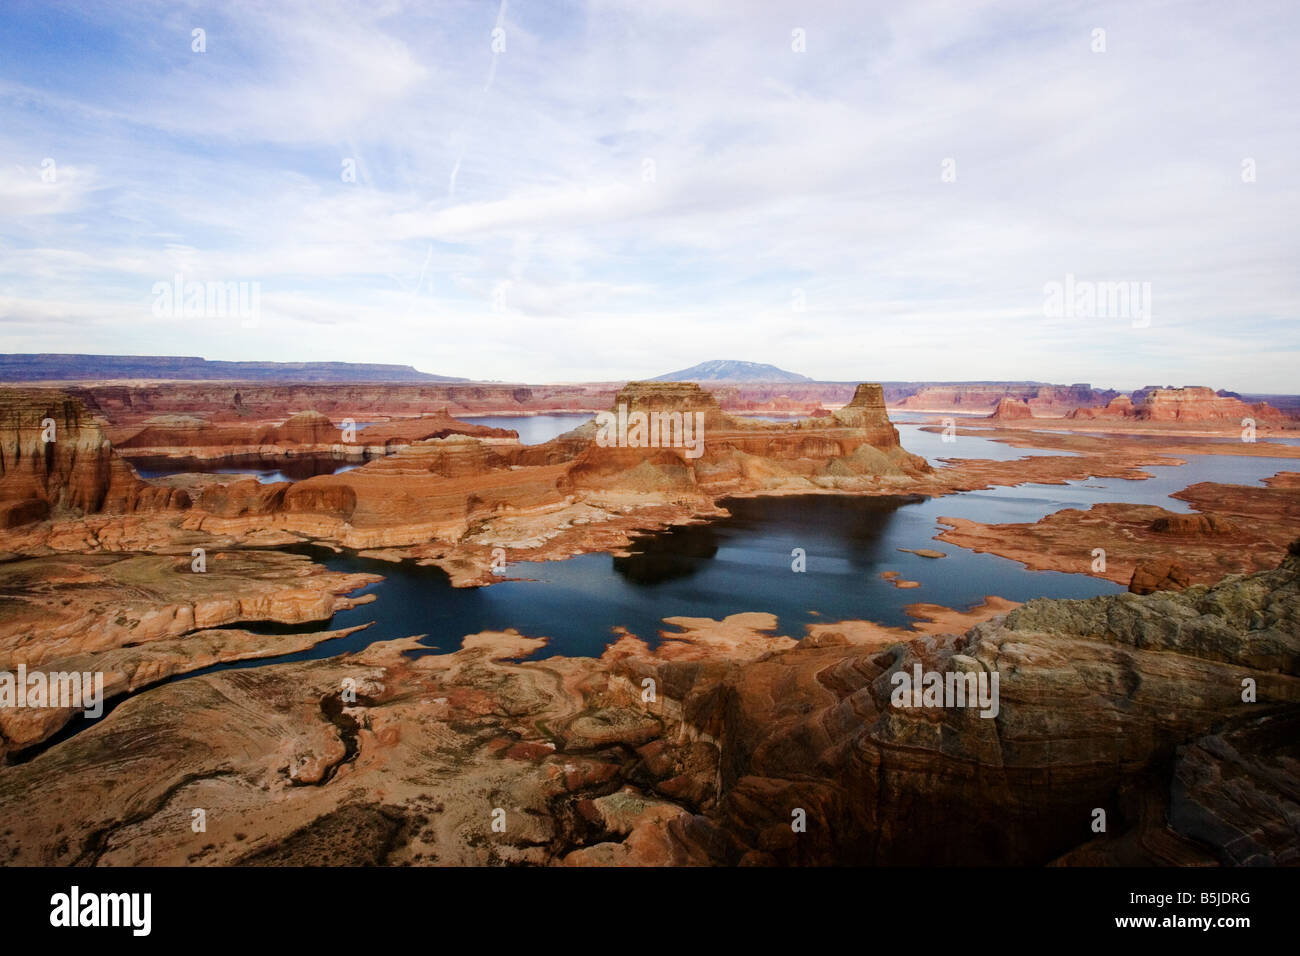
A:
0;0;1296;389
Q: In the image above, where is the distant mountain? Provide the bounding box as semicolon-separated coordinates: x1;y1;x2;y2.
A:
649;360;813;383
0;354;468;383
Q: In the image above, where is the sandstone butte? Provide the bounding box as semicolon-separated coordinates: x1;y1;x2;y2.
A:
986;397;1035;420
0;538;1295;866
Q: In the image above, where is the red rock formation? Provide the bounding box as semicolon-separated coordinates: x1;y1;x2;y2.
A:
177;382;928;551
563;382;923;499
1068;395;1134;420
1149;513;1238;535
1069;388;1288;425
113;408;514;462
1134;387;1288;423
1129;559;1191;594
897;383;1116;414
987;397;1034;420
0;388;187;526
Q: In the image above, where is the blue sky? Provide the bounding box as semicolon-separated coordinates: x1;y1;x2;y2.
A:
1;0;1297;390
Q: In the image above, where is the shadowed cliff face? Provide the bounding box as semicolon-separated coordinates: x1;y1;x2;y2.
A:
651;541;1300;865
0;388;188;527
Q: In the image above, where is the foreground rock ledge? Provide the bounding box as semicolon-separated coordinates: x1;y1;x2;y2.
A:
1;542;1296;866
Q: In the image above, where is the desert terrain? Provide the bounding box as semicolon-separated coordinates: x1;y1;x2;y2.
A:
1;364;1297;867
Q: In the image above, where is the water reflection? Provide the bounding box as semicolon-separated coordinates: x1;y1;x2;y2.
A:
131;453;364;483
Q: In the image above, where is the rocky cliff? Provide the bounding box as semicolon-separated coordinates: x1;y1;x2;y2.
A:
0;389;186;527
599;539;1300;864
562;381;924;501
897;383;1117;414
1135;386;1288;423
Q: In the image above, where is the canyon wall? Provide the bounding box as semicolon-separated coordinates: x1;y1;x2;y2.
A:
69;382;620;425
112;409;515;462
0;389;187;528
896;383;1118;414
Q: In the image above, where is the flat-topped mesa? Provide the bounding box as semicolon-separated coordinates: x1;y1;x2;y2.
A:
1135;386;1288;423
0;388;186;527
609;381;731;430
1067;387;1290;425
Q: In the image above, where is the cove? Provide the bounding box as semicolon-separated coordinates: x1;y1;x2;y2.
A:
239;492;1124;666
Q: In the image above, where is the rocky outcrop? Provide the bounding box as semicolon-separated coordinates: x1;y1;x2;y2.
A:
4;540;1295;866
1135;387;1289;423
1128;558;1191;594
1067;394;1134;419
0;550;379;756
0;388;187;526
987;397;1034;420
830;383;897;443
172;381;930;552
1150;513;1238;535
561;382;926;501
646;541;1300;864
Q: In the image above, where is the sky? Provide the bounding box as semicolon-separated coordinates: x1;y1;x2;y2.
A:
0;0;1297;391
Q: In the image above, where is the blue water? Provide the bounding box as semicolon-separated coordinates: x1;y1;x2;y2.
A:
250;493;1124;665
945;454;1295;519
133;455;364;483
894;423;1081;467
1029;428;1300;447
467;414;591;445
895;423;1292;518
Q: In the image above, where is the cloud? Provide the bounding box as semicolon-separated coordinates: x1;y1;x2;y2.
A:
0;0;1296;390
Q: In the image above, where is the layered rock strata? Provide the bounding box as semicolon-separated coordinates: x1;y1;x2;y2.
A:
2;541;1295;866
0;388;187;528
